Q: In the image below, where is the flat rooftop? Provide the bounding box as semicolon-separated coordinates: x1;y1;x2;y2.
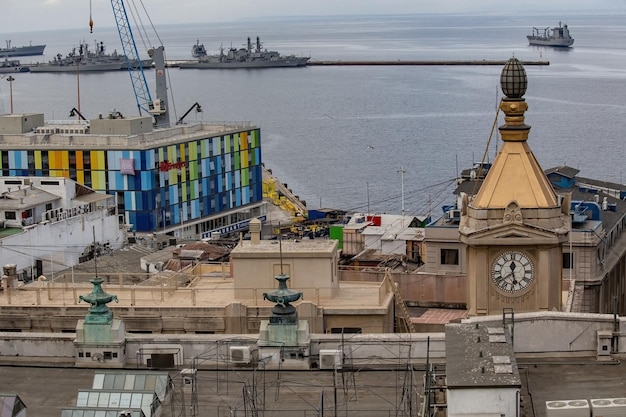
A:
0;120;256;150
1;358;625;417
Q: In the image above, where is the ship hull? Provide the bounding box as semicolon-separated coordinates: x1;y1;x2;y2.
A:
179;57;309;69
527;37;574;47
29;62;123;73
0;66;29;73
0;44;46;58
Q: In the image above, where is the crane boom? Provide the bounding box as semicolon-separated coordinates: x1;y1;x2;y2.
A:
110;0;151;114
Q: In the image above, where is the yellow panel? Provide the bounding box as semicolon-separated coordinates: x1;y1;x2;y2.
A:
76;151;84;169
35;151;42;170
92;170;106;191
241;150;249;169
90;151;105;170
240;132;249;150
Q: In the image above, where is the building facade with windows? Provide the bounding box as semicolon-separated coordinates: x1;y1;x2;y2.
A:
0;114;265;238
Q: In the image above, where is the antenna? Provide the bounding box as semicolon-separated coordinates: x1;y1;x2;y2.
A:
278;222;284;274
92;226;98;278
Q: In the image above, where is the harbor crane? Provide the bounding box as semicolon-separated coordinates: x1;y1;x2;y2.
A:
107;0;170;128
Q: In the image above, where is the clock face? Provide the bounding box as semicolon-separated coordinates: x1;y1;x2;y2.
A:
491;251;535;294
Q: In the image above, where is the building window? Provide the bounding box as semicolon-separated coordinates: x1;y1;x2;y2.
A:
5;211;16;220
440;248;459;265
563;252;575;269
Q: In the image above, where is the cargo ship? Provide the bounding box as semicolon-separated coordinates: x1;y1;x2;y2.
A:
0;40;46;57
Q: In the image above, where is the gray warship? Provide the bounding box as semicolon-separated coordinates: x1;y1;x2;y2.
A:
179;36;309;69
29;40;152;73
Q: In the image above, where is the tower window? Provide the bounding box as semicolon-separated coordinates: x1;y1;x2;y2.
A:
563;252;575;269
440;249;459;265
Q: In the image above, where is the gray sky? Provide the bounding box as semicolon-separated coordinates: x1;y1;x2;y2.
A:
2;0;625;34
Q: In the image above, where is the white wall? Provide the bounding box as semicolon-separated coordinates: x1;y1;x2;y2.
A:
0;209;124;278
448;387;519;417
463;312;618;355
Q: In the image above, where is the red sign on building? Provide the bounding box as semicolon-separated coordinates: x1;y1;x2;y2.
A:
159;160;186;172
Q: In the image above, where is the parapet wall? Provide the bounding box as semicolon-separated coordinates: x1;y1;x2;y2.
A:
0;312;623;369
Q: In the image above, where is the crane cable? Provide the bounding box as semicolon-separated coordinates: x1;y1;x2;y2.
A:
88;0;179;120
470;96;503;198
129;0;179;120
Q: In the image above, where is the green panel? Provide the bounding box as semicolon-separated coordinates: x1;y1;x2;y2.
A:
191;179;198;198
189;160;198;180
181;182;188;202
189;141;198;162
224;135;231;153
234;152;240;170
201;138;208;158
241;168;249;186
233;133;240;151
329;225;344;249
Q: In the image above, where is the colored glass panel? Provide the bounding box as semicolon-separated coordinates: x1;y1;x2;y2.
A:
241;168;249;186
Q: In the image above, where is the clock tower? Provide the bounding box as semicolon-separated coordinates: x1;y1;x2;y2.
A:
459;57;570;315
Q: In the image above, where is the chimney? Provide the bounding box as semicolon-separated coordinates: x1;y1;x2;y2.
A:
249;217;262;245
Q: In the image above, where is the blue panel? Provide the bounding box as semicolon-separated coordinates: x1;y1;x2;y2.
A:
107;151;121;170
108;170;117;190
242;186;249;204
216;155;223;174
141;170;152;190
19;151;28;168
225;172;231;191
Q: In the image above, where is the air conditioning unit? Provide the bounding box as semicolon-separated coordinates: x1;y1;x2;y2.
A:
591;398;626;417
596;329;612;357
229;346;251;364
546;399;589;417
319;349;342;370
446;209;461;220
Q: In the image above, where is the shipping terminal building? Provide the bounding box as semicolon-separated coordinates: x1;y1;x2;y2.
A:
0;113;265;238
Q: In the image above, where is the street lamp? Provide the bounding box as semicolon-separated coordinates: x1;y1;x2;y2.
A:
6;76;15;114
398;165;406;223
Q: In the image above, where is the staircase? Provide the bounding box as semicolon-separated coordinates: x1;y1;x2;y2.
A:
385;268;416;333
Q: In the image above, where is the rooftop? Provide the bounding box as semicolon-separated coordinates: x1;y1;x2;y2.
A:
0;116;256;150
2;358;626;417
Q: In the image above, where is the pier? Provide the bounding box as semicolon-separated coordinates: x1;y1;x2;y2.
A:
165;59;550;68
306;60;550;66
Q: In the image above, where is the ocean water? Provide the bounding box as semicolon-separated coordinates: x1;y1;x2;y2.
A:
1;13;626;216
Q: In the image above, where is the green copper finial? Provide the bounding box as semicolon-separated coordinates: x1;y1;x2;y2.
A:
263;273;303;324
79;277;119;324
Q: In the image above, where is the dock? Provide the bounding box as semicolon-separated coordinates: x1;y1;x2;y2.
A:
306;60;550;66
165;59;549;68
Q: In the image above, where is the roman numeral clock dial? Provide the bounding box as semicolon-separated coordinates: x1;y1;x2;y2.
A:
491;251;535;294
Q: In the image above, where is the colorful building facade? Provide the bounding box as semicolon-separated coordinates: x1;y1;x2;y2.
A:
0;114;265;236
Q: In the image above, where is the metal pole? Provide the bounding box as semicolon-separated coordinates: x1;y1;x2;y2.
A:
7;76;15;113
